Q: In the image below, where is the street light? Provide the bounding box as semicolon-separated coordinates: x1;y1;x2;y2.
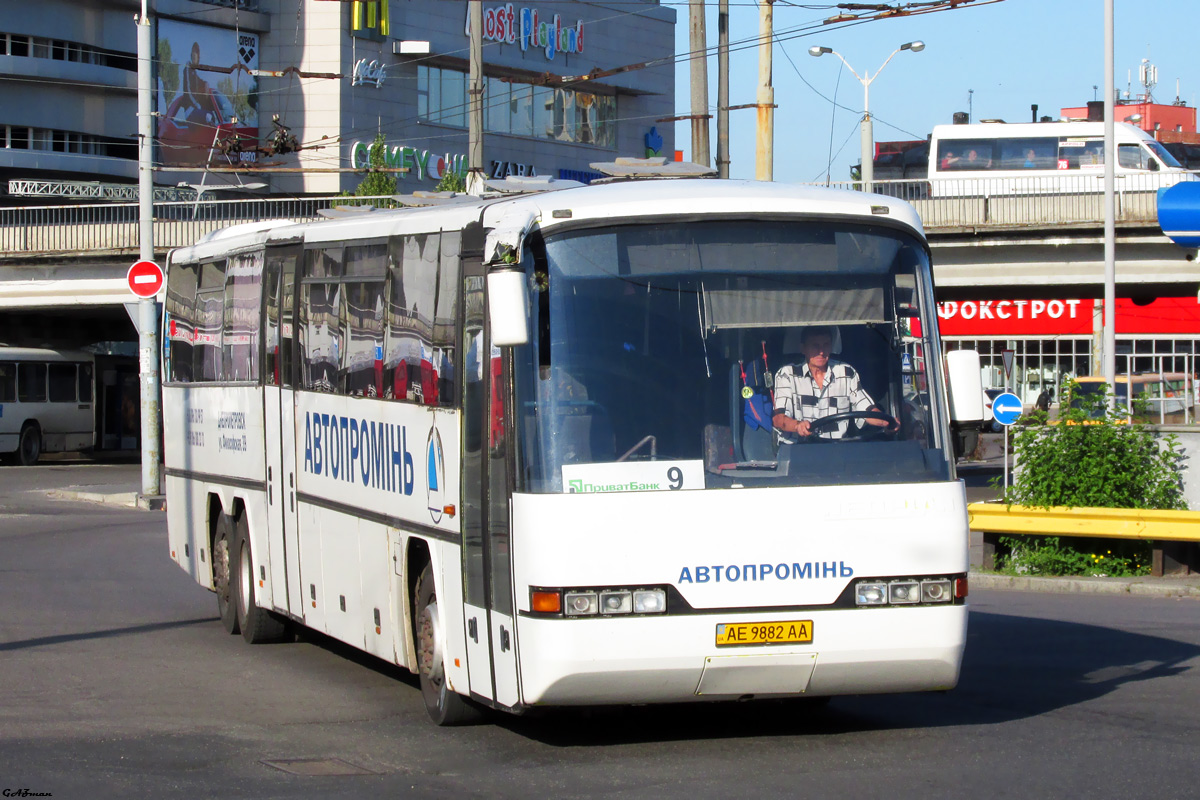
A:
809;41;925;189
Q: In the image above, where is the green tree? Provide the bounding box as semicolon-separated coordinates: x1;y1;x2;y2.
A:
435;171;466;193
354;133;397;200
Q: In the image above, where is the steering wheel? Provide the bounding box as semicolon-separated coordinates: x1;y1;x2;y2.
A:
804;409;899;439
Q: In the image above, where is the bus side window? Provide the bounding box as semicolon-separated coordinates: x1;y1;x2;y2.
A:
18;362;47;402
48;363;76;402
341;244;388;397
391;233;439;405
435;231;462;407
0;362;15;402
223;251;263;382
78;363;92;403
165;261;198;383
194;260;227;382
300;246;344;393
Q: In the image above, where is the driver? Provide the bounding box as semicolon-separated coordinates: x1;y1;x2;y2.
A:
772;325;895;441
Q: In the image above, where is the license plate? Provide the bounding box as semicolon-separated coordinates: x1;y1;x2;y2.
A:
715;620;813;647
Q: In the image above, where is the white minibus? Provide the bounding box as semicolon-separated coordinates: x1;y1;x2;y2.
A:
0;347;96;465
928;121;1192;197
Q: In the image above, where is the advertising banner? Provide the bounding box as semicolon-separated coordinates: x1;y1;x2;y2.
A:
935;297;1200;337
156;19;259;167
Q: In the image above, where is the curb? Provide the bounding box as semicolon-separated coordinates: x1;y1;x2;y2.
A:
969;571;1200;599
49;489;165;511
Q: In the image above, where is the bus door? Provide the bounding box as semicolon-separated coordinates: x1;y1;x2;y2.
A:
263;244;305;617
460;265;521;709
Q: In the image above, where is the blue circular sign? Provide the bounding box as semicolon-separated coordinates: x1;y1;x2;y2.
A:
991;392;1023;427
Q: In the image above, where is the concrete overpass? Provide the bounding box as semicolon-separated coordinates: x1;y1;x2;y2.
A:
0;185;1195;345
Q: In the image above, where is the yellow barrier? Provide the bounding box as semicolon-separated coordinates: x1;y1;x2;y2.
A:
967;503;1200;543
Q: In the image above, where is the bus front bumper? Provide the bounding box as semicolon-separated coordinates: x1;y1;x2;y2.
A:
516;604;968;706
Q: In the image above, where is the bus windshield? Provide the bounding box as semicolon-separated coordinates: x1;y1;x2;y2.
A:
514;219;950;493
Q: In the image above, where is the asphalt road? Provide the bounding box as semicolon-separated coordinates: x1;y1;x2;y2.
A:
1;463;1198;799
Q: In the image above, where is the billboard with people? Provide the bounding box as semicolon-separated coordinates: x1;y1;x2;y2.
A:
156;19;259;167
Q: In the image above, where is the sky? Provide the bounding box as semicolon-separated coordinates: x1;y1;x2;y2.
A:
670;0;1199;183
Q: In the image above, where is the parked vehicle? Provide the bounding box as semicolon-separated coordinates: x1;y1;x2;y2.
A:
0;347;96;465
928;121;1193;197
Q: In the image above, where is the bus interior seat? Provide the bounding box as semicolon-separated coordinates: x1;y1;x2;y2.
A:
729;360;776;463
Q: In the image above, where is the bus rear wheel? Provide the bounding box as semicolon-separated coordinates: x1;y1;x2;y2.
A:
415;564;481;726
17;423;41;466
213;512;239;635
235;513;289;644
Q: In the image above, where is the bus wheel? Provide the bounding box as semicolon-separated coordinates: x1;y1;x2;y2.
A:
415;564;481;725
17;423;41;466
213;513;240;635
235;514;289;644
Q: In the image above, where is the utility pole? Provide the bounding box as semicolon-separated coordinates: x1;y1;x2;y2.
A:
688;0;710;167
467;0;484;194
755;0;774;181
1102;0;1116;397
136;0;161;499
716;0;729;178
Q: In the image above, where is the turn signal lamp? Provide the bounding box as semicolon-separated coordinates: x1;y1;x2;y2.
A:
531;590;561;614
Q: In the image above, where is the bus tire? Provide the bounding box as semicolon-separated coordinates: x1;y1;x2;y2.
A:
213;512;240;635
415;564;482;726
17;423;41;466
235;513;289;644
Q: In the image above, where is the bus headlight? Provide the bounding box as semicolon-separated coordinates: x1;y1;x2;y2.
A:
632;589;666;614
888;581;921;604
854;575;964;607
855;582;888;606
600;590;633;614
564;591;598;616
921;579;953;603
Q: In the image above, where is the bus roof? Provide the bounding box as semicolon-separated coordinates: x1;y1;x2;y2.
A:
0;346;94;361
168;179;925;265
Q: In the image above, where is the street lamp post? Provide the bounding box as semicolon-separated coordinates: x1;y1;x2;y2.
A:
809;41;924;189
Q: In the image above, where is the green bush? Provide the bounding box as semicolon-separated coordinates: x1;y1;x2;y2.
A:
1003;380;1185;510
997;536;1150;577
992;379;1184;577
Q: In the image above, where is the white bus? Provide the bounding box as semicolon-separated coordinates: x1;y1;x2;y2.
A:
0;347;96;465
928;120;1193;197
162;179;981;724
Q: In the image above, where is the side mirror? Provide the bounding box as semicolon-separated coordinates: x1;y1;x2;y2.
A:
1149;158;1161;172
945;349;984;423
487;270;529;347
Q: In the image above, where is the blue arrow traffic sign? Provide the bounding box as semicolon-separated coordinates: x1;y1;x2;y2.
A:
991;392;1023;427
1157;181;1200;249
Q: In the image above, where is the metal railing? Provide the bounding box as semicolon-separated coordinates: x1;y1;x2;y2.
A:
809;172;1194;229
2;172;1192;257
0;195;395;257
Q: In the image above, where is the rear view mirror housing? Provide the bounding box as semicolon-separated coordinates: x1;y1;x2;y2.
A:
488;270;529;347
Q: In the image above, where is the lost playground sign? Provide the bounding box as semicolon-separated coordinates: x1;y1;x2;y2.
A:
468;3;585;61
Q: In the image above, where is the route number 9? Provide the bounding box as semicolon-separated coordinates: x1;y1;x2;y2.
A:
667;466;683;490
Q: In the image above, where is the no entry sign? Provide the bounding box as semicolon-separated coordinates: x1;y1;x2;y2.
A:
127;260;164;298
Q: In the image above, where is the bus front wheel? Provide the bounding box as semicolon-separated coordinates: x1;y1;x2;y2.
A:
17;423;41;466
415;564;482;726
235;513;289;644
213;513;240;635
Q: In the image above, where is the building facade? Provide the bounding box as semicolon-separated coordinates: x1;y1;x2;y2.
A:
0;1;676;200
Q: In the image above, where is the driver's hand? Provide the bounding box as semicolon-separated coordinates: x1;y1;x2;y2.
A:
794;419;812;437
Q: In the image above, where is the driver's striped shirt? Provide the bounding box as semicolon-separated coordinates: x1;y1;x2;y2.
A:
773;359;877;441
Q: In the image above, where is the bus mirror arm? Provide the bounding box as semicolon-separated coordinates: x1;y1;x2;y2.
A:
488;269;530;347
